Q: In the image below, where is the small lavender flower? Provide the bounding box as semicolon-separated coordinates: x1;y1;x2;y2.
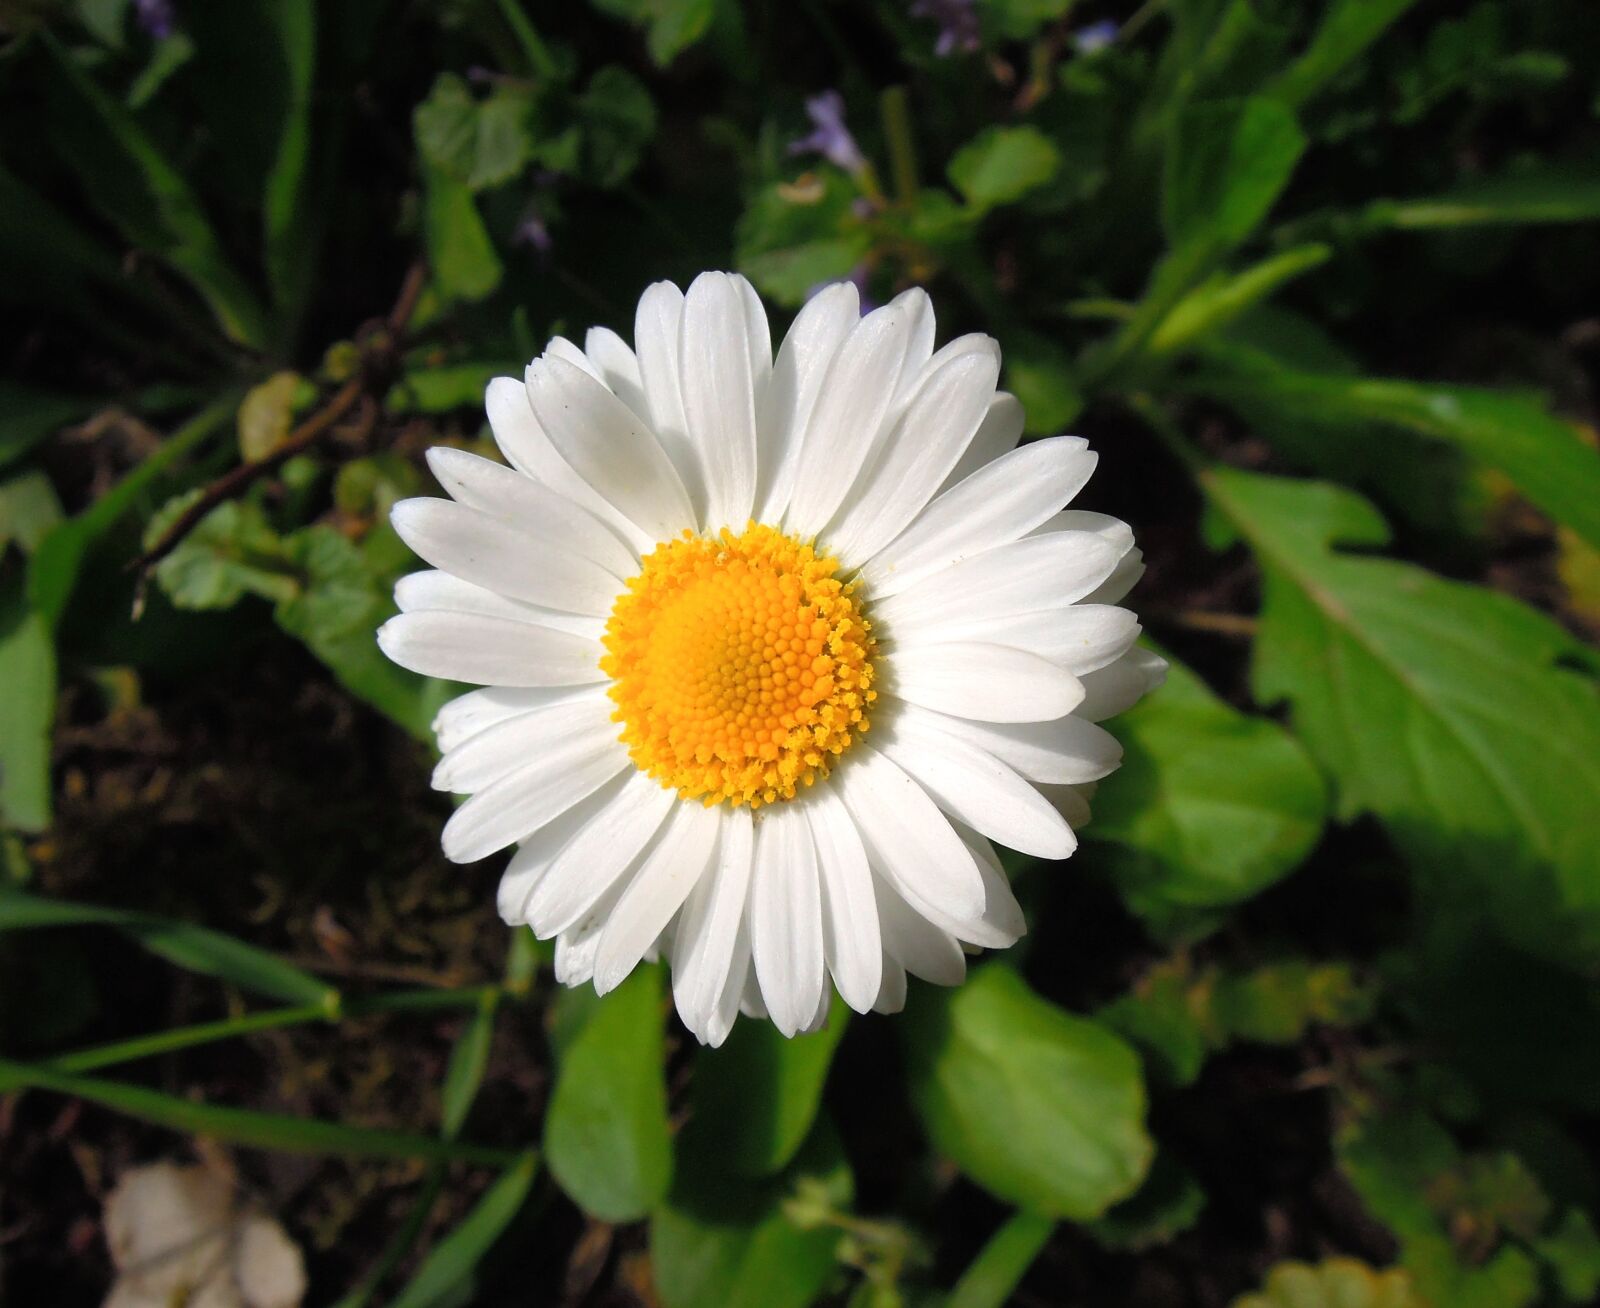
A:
789;91;868;176
910;0;980;57
1073;19;1120;55
134;0;177;39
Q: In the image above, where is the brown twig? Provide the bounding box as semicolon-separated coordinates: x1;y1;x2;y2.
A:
128;263;427;591
1148;608;1262;639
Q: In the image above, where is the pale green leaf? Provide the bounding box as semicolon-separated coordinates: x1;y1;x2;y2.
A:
948;126;1061;212
388;1154;538;1308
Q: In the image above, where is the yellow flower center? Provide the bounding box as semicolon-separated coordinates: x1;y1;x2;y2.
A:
601;523;876;808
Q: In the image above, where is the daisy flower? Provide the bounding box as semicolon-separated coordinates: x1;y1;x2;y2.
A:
378;273;1162;1045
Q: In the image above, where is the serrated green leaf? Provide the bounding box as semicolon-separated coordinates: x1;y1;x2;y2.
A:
1092;651;1325;925
948;125;1061;212
543;967;672;1222
902;964;1152;1219
1202;468;1600;966
1193;356;1600;550
387;1153;538;1308
688;992;848;1176
151;499;299;610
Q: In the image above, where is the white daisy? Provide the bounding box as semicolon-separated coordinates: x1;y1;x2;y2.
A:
378;272;1163;1045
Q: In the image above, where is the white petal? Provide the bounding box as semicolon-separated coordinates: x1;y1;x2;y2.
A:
749;803;826;1037
633;280;703;518
804;790;882;1014
485;376;654;555
546;335;602;380
874;531;1121;637
394;570;605;639
861;437;1097;597
433;684;588;753
553;873;630;986
425;447;639;575
873;955;908;1014
378;611;606;687
890;288;938;403
1041;781;1096;828
433;687;612;793
672;807;754;1040
952;820;1028;943
1077;648;1168;720
894;703;1123;785
584;326;650;420
878;711;1076;858
440;729;628;863
823;346;1000;568
391;498;622;616
704;918;752;1047
1082;547;1145;606
524;769;677;937
875;877;966;985
1030;509;1135;557
525;355;695;542
836;745;985;920
936;391;1024;495
886;642;1084;723
593;800;722;995
784;289;933;538
679;272;761;530
496;772;631;924
755;282;859;523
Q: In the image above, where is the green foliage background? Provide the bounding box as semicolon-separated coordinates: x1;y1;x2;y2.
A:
2;1;1599;1304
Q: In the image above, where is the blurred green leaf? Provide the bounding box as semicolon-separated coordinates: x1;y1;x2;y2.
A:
42;34;271;349
151;498;299;610
236;370;305;462
737;171;871;308
1202;468;1600;966
0;384;95;470
651;1121;851;1308
589;0;717;66
420;160;504;304
1092;651;1325;927
902;964;1152;1219
261;0;316;320
1266;0;1424;109
440;993;499;1140
389;360;520;414
1085;1152;1206;1252
543;967;672;1222
1360;164;1600;230
387;1153;539;1308
946;1209;1054;1308
0;886;338;1007
1148;244;1330;356
689;992;848;1176
1004;345;1085;435
0;471;65;557
1536;1209;1600;1304
1194;354;1600;550
1163;98;1305;251
0;1056;517;1165
1231;1257;1424;1308
415;74;536;193
578;66;656;188
981;0;1071;42
948;126;1061;213
0;582;55;832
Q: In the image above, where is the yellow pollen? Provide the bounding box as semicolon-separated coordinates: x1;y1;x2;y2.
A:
601;522;877;808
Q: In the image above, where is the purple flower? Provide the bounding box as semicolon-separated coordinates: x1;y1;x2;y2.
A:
514;211;553;255
788;91;868;176
910;0;980;57
1073;19;1119;54
134;0;177;39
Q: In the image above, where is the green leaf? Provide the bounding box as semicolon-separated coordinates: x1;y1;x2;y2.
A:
1091;651;1325;926
1536;1209;1600;1304
1148;244;1331;356
0;1057;518;1166
389;360;520;414
420;160;504;304
543;967;672;1222
1201;468;1600;965
901;964;1152;1219
578;66;656;189
589;0;717;66
739;237;871;308
0;887;338;1008
736;171;871;308
0;471;66;556
946;1210;1054;1308
1085;1152;1206;1252
1005;346;1085;435
650;1121;851;1308
151;499;299;610
41;34;271;349
980;0;1071;42
0;384;95;470
261;0;316;319
1266;0;1424;109
0;581;55;832
1231;1257;1425;1308
948;125;1061;213
1163;97;1306;251
387;1153;539;1308
440;993;499;1140
687;992;848;1176
1360;163;1600;231
1193;357;1600;550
